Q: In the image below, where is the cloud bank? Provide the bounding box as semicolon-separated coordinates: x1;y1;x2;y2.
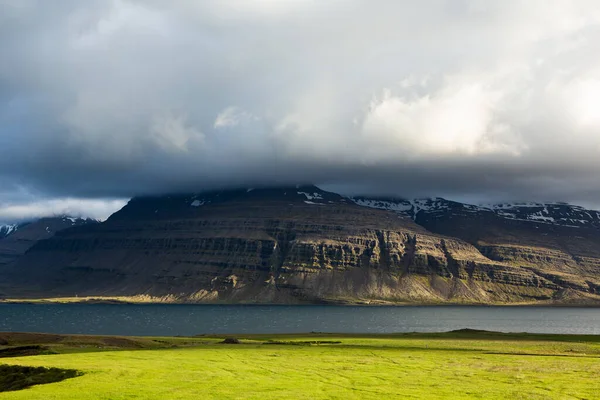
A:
1;0;600;221
0;198;127;223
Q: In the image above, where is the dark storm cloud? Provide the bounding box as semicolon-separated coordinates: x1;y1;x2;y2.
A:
1;0;600;221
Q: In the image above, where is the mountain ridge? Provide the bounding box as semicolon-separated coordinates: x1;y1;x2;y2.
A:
350;196;600;229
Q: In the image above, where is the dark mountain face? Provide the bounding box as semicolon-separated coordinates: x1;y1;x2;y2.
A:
1;188;600;304
0;217;98;267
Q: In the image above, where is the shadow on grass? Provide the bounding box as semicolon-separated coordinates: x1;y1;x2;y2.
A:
0;345;54;358
0;365;81;392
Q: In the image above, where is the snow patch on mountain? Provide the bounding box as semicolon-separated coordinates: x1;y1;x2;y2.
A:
350;197;458;220
351;198;412;213
486;202;544;209
298;192;323;201
304;200;324;205
0;224;19;238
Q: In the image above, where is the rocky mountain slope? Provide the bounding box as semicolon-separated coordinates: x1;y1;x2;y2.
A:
2;186;599;304
352;196;600;300
0;217;98;267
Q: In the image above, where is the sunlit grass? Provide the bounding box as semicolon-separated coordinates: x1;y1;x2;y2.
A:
1;333;599;399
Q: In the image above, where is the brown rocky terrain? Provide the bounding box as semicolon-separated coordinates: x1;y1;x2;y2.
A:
1;186;599;304
414;207;600;300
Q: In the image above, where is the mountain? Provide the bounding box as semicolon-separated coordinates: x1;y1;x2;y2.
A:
350;196;600;228
1;187;599;304
0;217;98;267
0;224;20;239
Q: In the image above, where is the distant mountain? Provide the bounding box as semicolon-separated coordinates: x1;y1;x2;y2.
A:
482;202;600;228
0;216;98;267
350;196;600;228
0;224;21;239
2;186;600;304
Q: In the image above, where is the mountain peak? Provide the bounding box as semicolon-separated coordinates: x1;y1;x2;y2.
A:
110;185;349;221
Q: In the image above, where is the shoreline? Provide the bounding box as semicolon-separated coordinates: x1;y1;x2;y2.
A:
2;296;600;307
1;328;600;340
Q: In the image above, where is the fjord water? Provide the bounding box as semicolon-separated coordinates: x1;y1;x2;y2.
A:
1;304;600;336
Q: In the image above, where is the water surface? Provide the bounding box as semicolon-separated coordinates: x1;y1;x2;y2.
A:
1;304;599;336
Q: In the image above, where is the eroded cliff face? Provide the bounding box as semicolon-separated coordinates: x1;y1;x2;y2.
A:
412;206;600;300
352;196;600;302
2;186;584;304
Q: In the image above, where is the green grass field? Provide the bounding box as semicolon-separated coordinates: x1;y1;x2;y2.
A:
1;331;599;399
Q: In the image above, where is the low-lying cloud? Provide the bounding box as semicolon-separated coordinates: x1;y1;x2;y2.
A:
2;0;600;222
0;198;127;223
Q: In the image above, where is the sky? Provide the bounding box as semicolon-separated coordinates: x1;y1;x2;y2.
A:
1;0;600;223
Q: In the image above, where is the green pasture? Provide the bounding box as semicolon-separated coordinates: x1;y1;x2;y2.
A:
1;331;599;399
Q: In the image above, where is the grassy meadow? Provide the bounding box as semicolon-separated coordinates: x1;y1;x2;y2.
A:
0;331;599;399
